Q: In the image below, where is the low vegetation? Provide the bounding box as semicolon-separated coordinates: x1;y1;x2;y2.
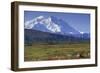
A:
24;42;90;61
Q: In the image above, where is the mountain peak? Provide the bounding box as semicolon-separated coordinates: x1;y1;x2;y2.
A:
24;16;61;33
24;15;80;35
37;16;44;19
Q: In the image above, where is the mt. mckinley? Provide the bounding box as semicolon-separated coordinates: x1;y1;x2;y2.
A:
24;16;90;44
24;16;80;35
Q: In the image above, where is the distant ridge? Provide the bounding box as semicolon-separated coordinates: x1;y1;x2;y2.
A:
24;29;90;44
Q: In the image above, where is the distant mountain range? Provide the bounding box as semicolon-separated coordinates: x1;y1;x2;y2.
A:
24;16;90;44
24;29;90;44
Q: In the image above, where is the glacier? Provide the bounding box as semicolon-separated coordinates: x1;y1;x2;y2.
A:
24;16;61;33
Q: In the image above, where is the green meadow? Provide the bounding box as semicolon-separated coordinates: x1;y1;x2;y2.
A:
24;42;90;61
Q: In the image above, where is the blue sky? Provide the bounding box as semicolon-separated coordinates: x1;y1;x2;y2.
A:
24;11;90;33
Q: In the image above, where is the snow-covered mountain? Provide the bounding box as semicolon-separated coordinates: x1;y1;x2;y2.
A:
25;16;61;33
24;15;80;35
24;16;90;45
